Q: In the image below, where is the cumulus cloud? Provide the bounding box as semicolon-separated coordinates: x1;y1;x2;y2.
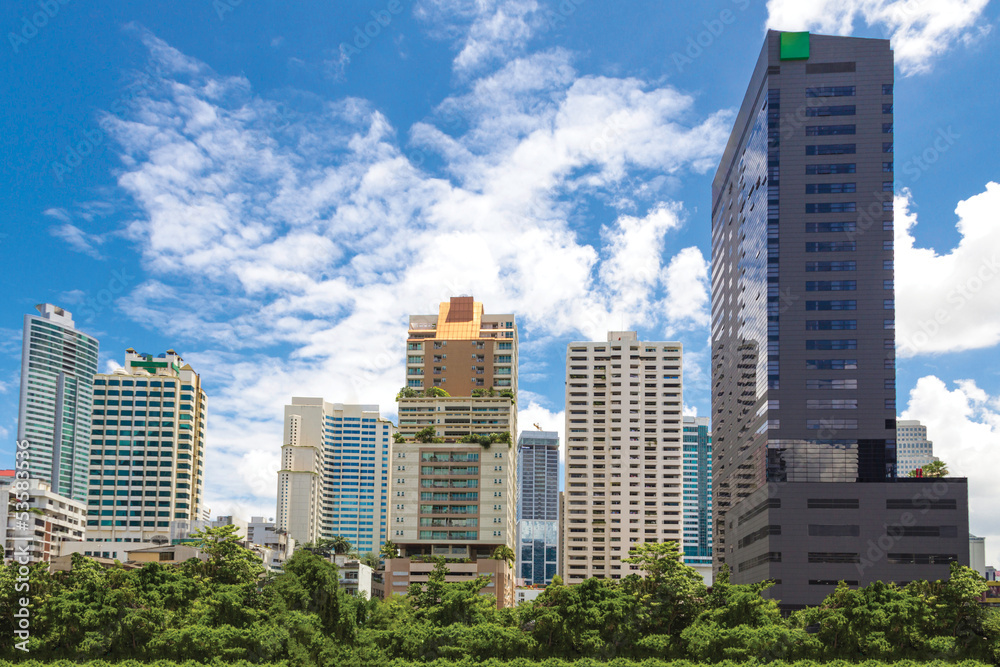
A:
902;376;1000;568
765;0;991;75
96;30;729;514
895;184;1000;357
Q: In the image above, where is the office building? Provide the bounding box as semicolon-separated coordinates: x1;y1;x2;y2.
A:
387;297;518;607
562;332;684;583
17;304;99;503
896;419;937;476
87;349;207;542
277;400;393;553
682;416;713;583
516;430;559;585
1;477;86;563
712;31;968;607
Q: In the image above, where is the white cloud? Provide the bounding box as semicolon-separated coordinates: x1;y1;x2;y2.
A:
660;246;711;337
45;208;106;259
765;0;991;75
415;0;544;75
902;376;1000;568
895;183;1000;357
94;30;731;515
517;397;566;461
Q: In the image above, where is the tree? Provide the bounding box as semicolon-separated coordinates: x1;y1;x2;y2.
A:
395;387;419;401
392;431;405;443
492;545;515;569
379;540;399;560
910;459;949;477
331;535;352;555
549;574;563;587
186;523;264;585
414;426;442;443
359;552;381;570
424;386;450;397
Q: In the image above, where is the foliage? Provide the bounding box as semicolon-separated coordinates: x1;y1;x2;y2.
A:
425;387;451;397
909;459;949;477
395;387;419;401
414;426;443;443
3;532;996;667
492;545;516;568
458;431;511;448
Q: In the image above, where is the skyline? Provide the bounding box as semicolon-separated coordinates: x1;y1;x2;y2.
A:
2;0;999;567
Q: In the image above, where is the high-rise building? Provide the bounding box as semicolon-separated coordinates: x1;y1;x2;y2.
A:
87;349;207;541
682;416;713;583
712;31;969;607
516;430;559;585
17;304;99;502
562;332;683;583
895;419;937;476
276;400;393;554
387;297;519;607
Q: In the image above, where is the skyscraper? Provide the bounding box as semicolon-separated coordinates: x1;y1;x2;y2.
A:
516;430;559;585
387;297;519;607
87;349;207;540
277;400;393;553
895;419;937;476
562;332;684;583
682;416;712;582
712;31;968;607
17;304;99;502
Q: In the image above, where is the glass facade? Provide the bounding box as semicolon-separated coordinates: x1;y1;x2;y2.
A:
516;431;559;585
17;305;99;503
682;417;712;567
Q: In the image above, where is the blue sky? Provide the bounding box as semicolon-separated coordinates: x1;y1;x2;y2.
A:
2;0;999;565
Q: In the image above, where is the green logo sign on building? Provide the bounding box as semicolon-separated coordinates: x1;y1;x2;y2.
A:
780;31;810;60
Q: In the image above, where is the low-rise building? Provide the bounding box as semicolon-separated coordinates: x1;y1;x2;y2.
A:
334;554;374;598
1;477;86;564
126;543;206;564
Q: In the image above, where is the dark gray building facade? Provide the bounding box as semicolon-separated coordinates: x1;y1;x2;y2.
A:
711;31;968;607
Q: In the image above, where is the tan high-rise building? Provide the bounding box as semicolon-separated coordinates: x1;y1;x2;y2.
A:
87;349;207;542
562;332;684;583
386;297;519;607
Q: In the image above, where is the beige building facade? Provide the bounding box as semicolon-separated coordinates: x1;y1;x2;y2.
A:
562;332;684;583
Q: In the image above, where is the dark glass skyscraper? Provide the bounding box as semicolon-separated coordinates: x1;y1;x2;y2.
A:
712;32;968;607
516;430;559;585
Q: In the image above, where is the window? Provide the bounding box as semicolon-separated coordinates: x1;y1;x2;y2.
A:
883;220;893;231
806;261;856;271
806;281;856;291
882;84;893;95
806;144;856;155
806;222;856;233
806;399;858;408
886;499;956;510
810;524;860;537
887;554;958;565
806;340;857;350
806;124;856;136
806;379;858;390
806;320;856;331
807;241;856;252
806;86;855;97
806;105;856;117
883;123;893;133
806;183;856;194
883;103;893;114
806;359;857;370
884;299;895;309
807;163;855;174
883;161;894;172
806;300;856;311
808;498;859;509
807;62;855;74
809;552;861;563
884;280;894;290
884;259;894;271
882;142;893;153
807;201;857;215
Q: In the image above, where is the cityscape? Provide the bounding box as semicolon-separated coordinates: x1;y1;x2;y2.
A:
3;0;1000;663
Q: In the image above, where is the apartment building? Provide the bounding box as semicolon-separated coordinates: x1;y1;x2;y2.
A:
896;419;937;476
388;297;519;607
2;477;86;563
562;332;684;583
276;400;393;553
682;416;713;583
